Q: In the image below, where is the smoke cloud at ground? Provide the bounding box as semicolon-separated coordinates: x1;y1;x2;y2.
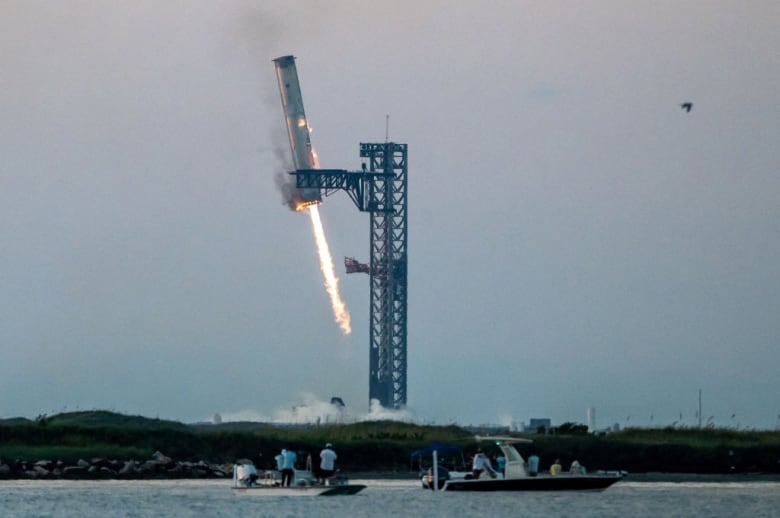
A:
219;396;413;425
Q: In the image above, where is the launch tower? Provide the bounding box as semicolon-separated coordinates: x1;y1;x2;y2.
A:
361;142;408;410
294;144;408;410
274;55;408;411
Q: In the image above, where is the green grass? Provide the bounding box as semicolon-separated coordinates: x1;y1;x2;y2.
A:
1;411;779;474
43;411;187;431
616;427;780;448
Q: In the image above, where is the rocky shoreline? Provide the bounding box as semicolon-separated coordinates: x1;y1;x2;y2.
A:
0;451;233;480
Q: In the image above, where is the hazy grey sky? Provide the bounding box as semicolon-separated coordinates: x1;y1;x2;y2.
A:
2;1;778;430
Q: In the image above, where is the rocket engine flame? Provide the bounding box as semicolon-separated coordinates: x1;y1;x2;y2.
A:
273;55;350;334
295;200;320;212
308;205;351;335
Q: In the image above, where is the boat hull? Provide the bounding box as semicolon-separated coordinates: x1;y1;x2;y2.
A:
443;474;623;492
232;484;366;496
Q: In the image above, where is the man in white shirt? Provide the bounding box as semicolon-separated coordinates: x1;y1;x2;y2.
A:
472;448;487;478
319;443;338;484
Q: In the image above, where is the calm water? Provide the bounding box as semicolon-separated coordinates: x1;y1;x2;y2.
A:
1;478;779;517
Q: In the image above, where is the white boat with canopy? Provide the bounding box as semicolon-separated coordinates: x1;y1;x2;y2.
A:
428;436;625;492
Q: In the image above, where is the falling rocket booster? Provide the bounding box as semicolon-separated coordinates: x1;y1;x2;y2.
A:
272;55;351;335
273;55;321;204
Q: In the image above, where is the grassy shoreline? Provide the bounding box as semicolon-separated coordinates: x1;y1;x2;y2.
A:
2;411;779;477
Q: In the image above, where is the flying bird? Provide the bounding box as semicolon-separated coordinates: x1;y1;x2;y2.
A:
680;102;693;113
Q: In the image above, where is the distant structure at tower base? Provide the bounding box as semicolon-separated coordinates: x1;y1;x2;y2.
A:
587;407;596;433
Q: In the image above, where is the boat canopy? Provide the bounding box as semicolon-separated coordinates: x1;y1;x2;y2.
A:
410;443;462;458
410;443;467;472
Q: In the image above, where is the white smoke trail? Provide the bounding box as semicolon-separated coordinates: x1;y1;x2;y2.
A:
308;205;351;335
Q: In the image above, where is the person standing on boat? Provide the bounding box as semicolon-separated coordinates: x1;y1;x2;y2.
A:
550;458;562;476
527;453;540;477
471;448;488;478
281;448;297;487
318;443;337;484
275;450;286;472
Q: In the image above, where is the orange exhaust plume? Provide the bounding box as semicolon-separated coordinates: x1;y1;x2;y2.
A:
295;200;320;212
308;205;351;335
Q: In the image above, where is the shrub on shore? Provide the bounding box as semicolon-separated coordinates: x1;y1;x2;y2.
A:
2;411;779;477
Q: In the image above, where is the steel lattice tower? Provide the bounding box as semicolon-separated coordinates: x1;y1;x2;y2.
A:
275;55;409;411
362;143;408;409
291;143;409;411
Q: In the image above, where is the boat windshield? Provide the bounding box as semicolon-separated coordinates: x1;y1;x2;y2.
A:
501;445;523;463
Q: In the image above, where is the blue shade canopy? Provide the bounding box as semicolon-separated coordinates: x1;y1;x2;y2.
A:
410;443;461;457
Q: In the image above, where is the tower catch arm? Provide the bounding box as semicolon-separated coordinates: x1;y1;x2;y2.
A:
292;169;394;213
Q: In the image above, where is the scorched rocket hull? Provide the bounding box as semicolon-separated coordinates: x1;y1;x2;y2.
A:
273;55;321;203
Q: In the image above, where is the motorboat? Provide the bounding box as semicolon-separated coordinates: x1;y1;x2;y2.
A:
231;464;365;496
412;443;470;489
437;436;625;492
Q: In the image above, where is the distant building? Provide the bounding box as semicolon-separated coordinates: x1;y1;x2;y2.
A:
526;418;552;434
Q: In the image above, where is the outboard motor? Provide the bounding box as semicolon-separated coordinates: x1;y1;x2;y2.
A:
422;466;450;490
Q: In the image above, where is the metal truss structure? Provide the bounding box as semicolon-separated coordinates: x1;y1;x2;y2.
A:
293;142;408;410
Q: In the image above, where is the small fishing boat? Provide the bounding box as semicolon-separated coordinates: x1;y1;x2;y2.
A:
231;464;365;496
432;436;625;492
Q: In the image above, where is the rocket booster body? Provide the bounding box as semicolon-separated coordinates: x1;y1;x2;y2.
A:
273;55;321;203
